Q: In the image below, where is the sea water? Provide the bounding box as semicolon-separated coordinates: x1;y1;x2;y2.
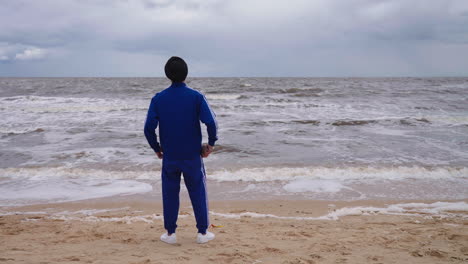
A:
0;77;467;206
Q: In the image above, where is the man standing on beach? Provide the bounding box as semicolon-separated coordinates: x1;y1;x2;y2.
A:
144;56;218;244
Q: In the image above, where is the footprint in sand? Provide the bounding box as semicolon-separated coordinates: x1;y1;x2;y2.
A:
264;247;285;254
425;249;448;258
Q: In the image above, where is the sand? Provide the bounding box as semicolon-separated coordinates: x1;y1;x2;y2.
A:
1;199;467;264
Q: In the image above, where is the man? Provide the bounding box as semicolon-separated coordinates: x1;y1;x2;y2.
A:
144;56;218;244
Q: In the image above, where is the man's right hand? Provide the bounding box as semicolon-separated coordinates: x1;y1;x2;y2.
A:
156;151;163;159
201;144;214;158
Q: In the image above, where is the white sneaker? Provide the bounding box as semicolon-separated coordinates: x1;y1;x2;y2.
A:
160;232;177;244
197;231;215;244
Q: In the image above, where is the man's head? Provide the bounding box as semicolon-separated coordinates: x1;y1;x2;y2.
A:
164;56;188;83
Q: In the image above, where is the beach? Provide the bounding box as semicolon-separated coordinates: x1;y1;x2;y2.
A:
2;0;468;261
1;198;467;264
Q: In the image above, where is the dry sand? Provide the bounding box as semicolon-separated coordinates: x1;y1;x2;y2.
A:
1;199;467;264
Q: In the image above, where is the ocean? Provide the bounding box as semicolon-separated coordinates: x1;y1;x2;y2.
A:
0;77;467;206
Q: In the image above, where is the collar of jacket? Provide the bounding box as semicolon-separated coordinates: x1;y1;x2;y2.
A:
170;82;186;88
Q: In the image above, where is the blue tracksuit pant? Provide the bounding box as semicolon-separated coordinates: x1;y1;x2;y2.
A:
162;156;209;234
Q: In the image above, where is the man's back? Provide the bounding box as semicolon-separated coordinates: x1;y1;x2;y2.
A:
154;82;203;159
145;82;217;160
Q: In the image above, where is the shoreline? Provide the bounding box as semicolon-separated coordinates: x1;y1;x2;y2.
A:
1;198;467;263
2;196;468;214
2;174;467;208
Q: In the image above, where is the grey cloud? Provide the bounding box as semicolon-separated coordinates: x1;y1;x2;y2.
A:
0;0;467;77
142;0;173;9
0;42;48;62
15;47;48;60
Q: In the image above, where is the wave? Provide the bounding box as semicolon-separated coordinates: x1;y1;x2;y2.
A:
330;120;377;126
0;95;147;113
205;94;242;100
212;145;243;153
0;127;45;135
1;166;466;182
330;118;431;126
399;118;430;125
278;87;324;94
208;166;468;182
245;120;320;126
283;87;323;98
244;118;432;127
0;167;157;180
292;120;320;125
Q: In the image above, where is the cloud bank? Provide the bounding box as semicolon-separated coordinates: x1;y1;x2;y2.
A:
15;47;47;61
0;0;467;77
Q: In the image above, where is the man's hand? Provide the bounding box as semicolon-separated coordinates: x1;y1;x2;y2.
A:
156;151;163;159
201;144;214;158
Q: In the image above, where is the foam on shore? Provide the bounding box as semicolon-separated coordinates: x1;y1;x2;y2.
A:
5;201;467;224
0;179;152;206
1;166;466;182
283;179;346;193
1;166;466;206
210;201;468;220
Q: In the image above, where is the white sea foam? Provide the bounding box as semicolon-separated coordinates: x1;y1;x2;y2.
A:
55;207;131;216
0;126;44;135
210;201;468;221
0;166;467;182
48;208;187;224
427;115;468;126
49;214;165;224
0;167;157;180
283;179;346;193
4;202;467;224
0;207;130;216
0;95;147;113
206;94;242;100
0;179;152;206
0;211;48;216
209;166;468;182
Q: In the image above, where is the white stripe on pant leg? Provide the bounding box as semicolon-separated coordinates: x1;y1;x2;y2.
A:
200;156;209;227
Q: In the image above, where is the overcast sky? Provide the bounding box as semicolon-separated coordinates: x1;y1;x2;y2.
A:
0;0;467;77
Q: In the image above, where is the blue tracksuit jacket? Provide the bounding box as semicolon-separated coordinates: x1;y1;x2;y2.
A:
144;82;217;234
144;82;218;158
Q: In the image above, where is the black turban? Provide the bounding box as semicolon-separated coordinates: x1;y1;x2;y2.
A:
164;56;188;82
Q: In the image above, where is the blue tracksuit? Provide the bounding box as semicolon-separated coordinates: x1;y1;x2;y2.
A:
144;82;218;234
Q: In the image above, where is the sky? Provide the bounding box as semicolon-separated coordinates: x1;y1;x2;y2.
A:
0;0;467;77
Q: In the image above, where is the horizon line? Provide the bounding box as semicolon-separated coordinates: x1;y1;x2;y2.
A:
0;75;467;79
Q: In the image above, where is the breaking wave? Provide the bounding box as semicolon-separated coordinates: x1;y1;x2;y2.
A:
0;95;147;113
0;127;45;135
1;166;466;182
